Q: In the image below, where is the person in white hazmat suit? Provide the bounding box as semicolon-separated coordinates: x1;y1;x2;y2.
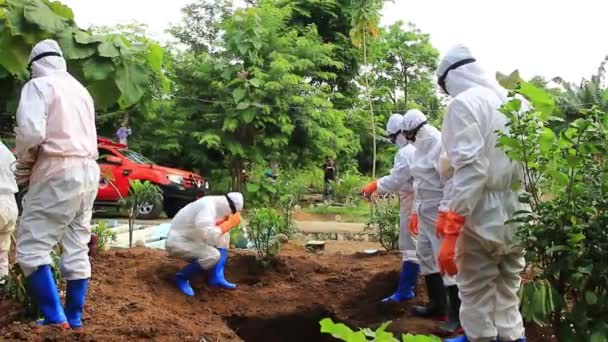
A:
0;141;18;283
166;193;243;297
14;40;99;330
361;114;419;303
401;109;461;334
436;45;527;342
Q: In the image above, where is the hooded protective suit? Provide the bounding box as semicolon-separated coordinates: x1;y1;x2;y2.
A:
377;114;417;263
166;193;244;297
0;141;18;280
166;193;244;268
14;39;99;329
366;114;420;303
403;109;456;287
438;45;527;342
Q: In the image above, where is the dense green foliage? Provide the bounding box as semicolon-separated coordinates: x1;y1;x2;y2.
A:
364;198;399;251
498;81;608;340
0;0;166;134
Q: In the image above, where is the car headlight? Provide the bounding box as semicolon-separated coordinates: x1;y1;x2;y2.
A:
167;174;183;184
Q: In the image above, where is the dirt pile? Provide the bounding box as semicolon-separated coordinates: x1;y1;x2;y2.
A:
0;244;554;341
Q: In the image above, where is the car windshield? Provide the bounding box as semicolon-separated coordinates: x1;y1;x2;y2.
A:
120;149;155;164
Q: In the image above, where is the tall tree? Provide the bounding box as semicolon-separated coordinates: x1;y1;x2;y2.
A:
169;0;233;54
367;21;439;111
167;2;359;190
280;0;362;105
349;0;385;178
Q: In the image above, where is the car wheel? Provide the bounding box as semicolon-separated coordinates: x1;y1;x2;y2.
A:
164;199;188;218
137;197;163;220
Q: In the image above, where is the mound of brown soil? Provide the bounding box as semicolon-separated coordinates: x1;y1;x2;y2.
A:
0;244;554;341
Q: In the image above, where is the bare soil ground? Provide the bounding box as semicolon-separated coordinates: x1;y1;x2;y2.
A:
0;243;555;341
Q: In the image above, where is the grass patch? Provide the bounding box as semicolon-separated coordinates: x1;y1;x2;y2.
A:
304;201;371;223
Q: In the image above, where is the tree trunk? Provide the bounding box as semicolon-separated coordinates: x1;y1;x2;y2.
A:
403;66;409;106
363;32;377;178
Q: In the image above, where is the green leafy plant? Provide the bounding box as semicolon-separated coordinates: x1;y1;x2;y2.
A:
331;173;369;205
497;80;608;339
92;220;117;252
120;180;163;248
246;208;283;266
364;197;399;251
319;318;441;342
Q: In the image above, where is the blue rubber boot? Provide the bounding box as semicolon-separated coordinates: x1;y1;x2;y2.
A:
64;279;88;329
208;248;236;289
175;261;202;296
27;265;68;327
382;261;419;303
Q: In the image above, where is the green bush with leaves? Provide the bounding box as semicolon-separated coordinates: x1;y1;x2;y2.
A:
320;318;441;342
246;168;303;237
120;180;163;248
498;80;608;339
246;208;283;266
331;173;369;205
92;220;117;251
364;197;399;251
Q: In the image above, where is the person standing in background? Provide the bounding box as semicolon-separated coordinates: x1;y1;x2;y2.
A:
323;157;336;197
116;120;132;146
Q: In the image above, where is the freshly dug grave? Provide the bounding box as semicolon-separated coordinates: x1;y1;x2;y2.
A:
0;243;555;341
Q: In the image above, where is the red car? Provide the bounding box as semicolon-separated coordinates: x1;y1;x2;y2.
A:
96;137;207;219
14;137;207;219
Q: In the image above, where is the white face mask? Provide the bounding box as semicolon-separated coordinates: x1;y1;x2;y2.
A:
395;134;408;148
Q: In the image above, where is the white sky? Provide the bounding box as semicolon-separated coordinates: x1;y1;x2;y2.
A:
60;0;608;83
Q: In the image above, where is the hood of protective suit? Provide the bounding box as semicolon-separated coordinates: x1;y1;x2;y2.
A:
213;192;244;217
386;114;408;148
402;109;439;152
437;44;507;100
29;39;67;78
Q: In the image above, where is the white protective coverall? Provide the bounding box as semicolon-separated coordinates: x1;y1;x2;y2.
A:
377;115;417;263
403;109;456;287
166;193;244;269
15;40;99;280
438;44;527;341
0;141;18;279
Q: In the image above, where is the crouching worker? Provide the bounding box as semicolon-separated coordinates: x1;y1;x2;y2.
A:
166;193;243;297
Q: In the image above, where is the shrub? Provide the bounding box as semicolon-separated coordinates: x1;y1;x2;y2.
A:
498;81;608;339
364;198;399;251
246;208;283;265
92;220;117;252
246;168;303;238
120;180;163;247
331;173;369;205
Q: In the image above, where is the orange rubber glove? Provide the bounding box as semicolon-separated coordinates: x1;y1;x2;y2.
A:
219;212;241;234
436;211;447;238
215;216;229;226
438;235;458;276
361;180;378;197
408;214;419;236
437;211;465;276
